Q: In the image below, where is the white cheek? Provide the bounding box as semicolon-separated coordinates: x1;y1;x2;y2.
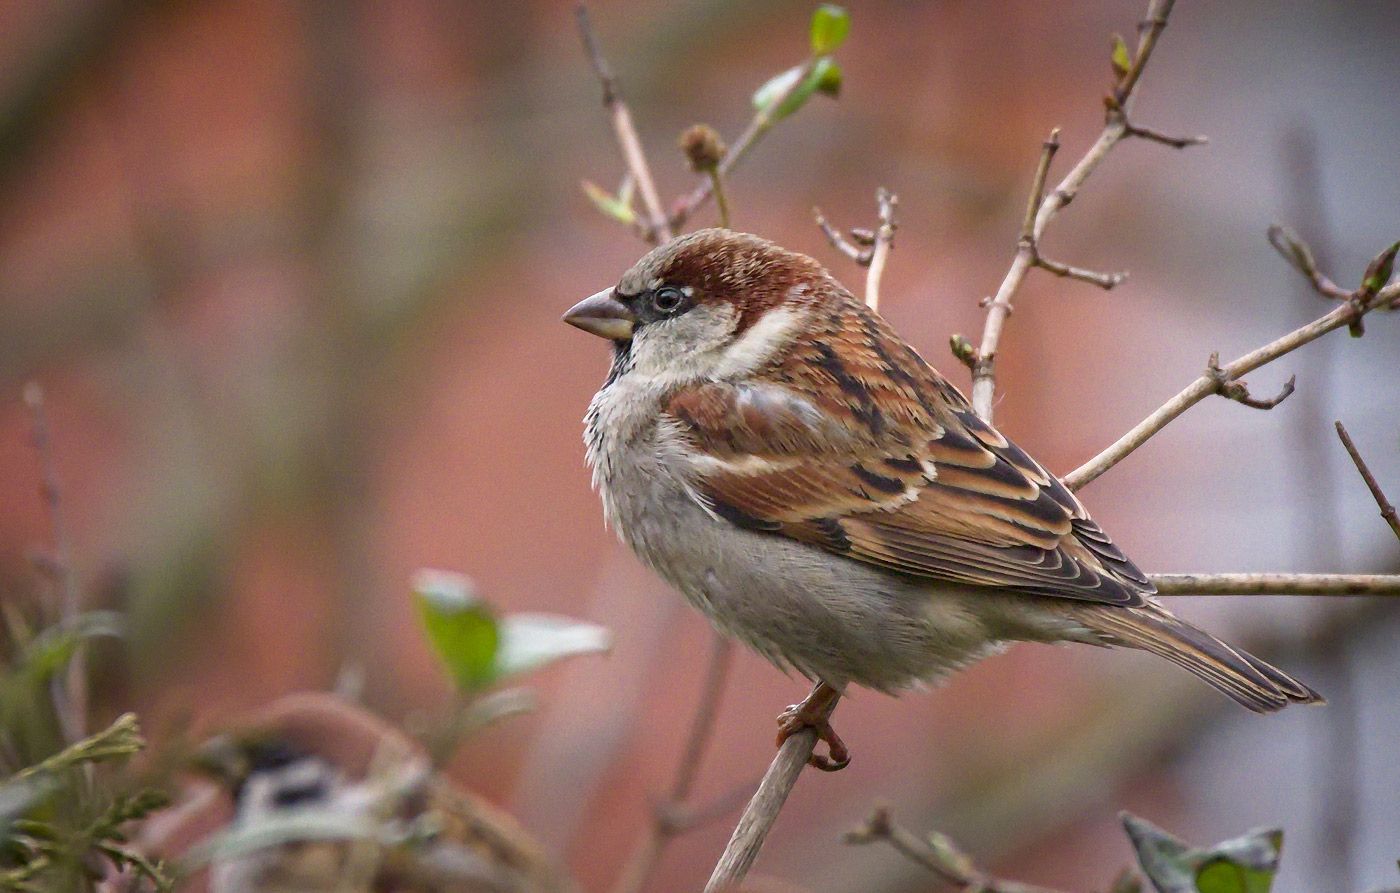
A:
712;305;809;379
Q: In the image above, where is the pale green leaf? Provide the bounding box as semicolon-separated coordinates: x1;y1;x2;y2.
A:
810;4;850;54
495;613;612;680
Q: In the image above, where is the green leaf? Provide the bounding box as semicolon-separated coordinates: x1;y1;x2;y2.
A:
809;4;850;55
1122;813;1281;893
494;613;612;681
22;611;124;682
413;570;499;691
1111;33;1133;78
752;57;842;122
1360;239;1399;297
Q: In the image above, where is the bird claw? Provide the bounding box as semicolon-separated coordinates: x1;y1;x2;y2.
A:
775;699;850;772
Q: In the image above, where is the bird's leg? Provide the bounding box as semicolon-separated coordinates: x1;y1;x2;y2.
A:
775;681;849;772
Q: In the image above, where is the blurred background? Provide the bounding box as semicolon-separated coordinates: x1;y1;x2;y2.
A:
1;0;1398;890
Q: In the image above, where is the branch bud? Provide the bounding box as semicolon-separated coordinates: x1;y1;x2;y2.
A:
680;124;727;173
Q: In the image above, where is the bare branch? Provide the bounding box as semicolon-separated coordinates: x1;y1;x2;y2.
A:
1206;352;1296;409
1125;122;1208;148
864;188;898;312
1267;224;1350;301
576;4;672;243
972;0;1189;422
812;189;899;310
1063;276;1398;491
611;634;736;893
845;805;1069;893
1020;128;1061;244
1034;254;1127;290
702;695;839;893
814;207;866;263
23;382;86;745
1149;573;1400;596
1334;421;1400;543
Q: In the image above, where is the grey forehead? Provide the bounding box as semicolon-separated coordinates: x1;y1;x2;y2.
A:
617;248;669;296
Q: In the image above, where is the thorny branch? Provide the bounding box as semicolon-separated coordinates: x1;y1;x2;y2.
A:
845;805;1069;893
23;382;86;746
1333;421;1400;543
971;0;1200;423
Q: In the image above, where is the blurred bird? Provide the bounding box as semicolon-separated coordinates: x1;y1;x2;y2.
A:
565;229;1322;770
144;693;568;893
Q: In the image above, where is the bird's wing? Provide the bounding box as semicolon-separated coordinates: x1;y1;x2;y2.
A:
664;301;1153;607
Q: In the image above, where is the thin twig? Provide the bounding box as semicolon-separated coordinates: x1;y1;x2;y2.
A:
864;188;897;312
611;635;736;893
1063;276;1398;491
844;805;1069;893
709;171;731;230
814;207;866;263
972;0;1197;422
1267;224;1350;301
702;694;839;893
576;4;672;243
812;189;899;309
1125;122;1207;148
1034;254;1127;290
23;382;86;746
1149;573;1400;596
1333;421;1400;543
670;58;819;231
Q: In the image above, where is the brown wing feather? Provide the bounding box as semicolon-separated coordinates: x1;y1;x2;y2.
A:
665;296;1153;608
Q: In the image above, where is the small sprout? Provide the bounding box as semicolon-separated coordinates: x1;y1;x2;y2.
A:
680;124;727;173
949;334;978;369
1111;33;1133;79
809;4;851;55
1360;239;1399;298
581;179;637;226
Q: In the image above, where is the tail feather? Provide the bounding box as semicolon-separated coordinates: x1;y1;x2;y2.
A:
1075;606;1324;713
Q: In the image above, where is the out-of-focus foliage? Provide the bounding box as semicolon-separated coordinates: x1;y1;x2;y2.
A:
750;4;849;122
1123;813;1282;893
412;569;610;693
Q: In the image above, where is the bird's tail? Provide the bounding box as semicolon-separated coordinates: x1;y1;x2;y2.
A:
1072;605;1324;713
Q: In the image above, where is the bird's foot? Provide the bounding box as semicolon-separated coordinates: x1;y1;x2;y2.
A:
774;683;849;772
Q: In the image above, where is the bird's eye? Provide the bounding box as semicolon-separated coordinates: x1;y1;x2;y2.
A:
652;286;685;314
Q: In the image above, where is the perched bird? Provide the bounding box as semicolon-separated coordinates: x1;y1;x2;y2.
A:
565;228;1321;769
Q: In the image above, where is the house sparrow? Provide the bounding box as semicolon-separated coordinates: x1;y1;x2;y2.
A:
565;229;1321;770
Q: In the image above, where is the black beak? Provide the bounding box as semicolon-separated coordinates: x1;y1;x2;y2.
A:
563;289;636;341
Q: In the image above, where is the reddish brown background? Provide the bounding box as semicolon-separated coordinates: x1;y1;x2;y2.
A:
1;1;1398;891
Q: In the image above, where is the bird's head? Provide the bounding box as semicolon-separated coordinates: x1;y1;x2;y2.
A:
564;229;841;383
